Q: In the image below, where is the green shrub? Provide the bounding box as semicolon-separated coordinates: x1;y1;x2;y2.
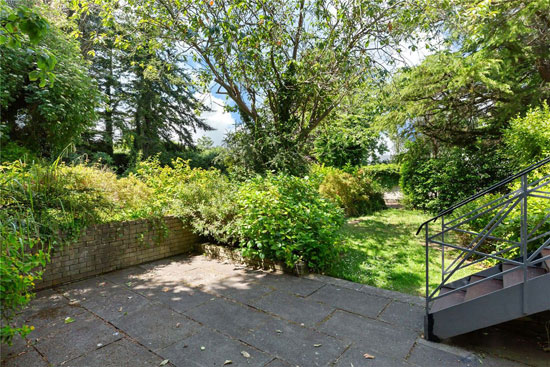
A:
358;164;400;191
451;190;549;263
399;139;509;212
318;169;385;217
135;158;238;244
234;174;344;270
0;226;48;344
0;141;38;163
0;159;156;343
504;102;550;167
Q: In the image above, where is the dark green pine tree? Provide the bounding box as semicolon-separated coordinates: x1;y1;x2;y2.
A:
78;9;211;162
128;48;212;160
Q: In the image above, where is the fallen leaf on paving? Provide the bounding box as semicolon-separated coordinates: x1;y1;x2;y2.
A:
363;353;375;359
119;307;123;312
160;360;169;366
241;351;251;358
313;344;322;347
223;360;232;365
64;317;75;324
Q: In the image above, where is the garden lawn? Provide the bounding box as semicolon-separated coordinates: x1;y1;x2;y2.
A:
329;208;476;296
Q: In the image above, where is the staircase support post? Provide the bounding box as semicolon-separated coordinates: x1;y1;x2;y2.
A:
521;173;528;314
441;216;445;283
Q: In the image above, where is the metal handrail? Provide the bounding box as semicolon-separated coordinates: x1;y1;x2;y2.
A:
423;158;550;321
416;156;550;235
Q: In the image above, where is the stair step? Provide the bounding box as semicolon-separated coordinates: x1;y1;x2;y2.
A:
542;248;550;272
431;287;466;313
464;276;503;301
502;264;547;288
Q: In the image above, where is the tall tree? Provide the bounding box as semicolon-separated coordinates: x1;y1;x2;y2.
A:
77;0;420;173
378;0;550;148
127;48;212;159
75;5;211;161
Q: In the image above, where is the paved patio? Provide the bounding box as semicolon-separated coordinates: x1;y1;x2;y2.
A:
1;255;547;367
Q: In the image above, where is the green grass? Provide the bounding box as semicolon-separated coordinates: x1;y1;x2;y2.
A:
328;208;480;296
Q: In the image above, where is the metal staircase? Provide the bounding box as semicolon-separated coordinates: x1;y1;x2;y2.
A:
417;157;550;341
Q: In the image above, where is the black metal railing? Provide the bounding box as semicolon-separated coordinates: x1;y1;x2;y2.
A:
418;157;550;317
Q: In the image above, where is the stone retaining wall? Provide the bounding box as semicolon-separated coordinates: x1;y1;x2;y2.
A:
36;217;202;289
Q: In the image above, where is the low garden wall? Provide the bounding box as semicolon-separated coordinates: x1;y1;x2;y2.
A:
36;217;202;289
197;243;301;275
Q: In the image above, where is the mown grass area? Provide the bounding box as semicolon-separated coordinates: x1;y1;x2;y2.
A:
328;208;478;296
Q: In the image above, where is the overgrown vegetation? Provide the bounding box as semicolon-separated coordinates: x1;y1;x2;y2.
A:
1;0;549;347
1;158;386;341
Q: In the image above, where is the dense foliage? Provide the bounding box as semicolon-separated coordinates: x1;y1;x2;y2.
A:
2;0;550;348
358;164;400;191
450;105;550;258
503;103;550;167
76;0;421;174
316;167;385;217
1;7;98;157
0;159;157;342
235;174;344;270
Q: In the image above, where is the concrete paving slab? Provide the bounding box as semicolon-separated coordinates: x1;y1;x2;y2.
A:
242;317;349;366
138;254;199;271
100;266;154;286
255;273;325;296
411;339;525;367
0;348;48;367
63;338;164;367
132;282;212;313
378;300;424;332
73;283;153;322
6;255;538;367
359;284;425;307
111;303;199;351
33;311;121;365
251;290;334;326
0;336;31;362
317;310;417;360
407;341;483;367
334;346;414;367
263;358;292;367
308;284;391;318
304;274;364;291
59;276;113;299
25;304;87;340
184;298;273;338
17;289;69;321
158;327;273;367
201;273;274;305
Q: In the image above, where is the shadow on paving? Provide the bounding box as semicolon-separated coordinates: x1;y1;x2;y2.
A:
0;254;546;367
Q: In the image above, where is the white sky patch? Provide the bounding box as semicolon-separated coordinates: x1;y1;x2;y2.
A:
194;93;237;146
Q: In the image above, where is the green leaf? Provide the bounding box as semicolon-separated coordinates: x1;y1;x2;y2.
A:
28;70;40;81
